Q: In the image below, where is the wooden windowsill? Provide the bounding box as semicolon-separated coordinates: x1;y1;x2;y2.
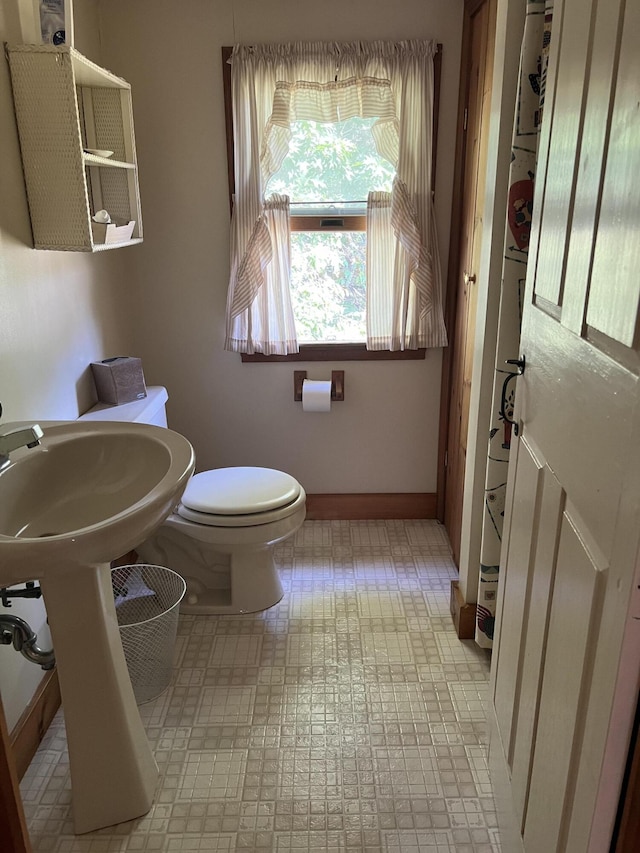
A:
241;344;427;362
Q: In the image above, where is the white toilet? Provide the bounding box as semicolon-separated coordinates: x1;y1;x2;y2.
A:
79;387;306;614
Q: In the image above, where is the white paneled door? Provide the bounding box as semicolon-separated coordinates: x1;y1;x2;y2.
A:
489;0;640;850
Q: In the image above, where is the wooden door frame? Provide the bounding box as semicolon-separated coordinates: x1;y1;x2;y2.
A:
437;0;488;524
0;692;31;853
613;692;640;851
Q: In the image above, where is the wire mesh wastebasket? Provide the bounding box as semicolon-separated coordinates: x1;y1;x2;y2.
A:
112;564;186;704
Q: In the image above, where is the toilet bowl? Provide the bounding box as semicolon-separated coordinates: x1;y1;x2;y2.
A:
79;387;306;613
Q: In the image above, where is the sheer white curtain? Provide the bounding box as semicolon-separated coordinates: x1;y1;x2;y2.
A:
227;194;297;354
225;40;447;353
225;48;297;354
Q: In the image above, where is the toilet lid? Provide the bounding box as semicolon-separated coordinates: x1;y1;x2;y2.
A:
180;467;301;515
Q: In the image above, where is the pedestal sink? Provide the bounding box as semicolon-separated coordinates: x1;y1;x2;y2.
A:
0;420;195;833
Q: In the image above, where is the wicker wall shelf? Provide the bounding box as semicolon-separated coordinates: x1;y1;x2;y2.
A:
6;44;143;252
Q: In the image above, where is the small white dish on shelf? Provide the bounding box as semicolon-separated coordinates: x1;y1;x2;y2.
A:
84;149;114;158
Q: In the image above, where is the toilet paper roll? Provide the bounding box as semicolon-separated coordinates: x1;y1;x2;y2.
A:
302;379;332;412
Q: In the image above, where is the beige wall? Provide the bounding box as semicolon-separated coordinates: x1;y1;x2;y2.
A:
98;0;464;493
0;1;133;729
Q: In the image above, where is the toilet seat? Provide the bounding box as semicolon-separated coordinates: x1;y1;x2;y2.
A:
177;467;304;528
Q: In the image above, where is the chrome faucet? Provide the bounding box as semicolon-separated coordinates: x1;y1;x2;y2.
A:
0;422;44;471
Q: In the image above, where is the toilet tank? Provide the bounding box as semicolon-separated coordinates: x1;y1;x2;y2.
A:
78;386;169;427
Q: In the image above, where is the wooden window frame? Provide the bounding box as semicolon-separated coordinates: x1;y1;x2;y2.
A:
222;44;442;363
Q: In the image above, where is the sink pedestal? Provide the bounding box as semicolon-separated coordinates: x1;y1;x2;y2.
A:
41;562;158;834
0;419;195;833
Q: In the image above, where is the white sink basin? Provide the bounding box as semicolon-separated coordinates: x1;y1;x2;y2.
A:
0;419;194;834
0;420;194;585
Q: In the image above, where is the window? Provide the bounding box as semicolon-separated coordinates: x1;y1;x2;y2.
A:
269;117;394;344
223;41;448;360
289;226;367;343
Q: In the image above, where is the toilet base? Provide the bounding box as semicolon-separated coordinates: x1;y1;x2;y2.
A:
180;548;284;614
136;523;290;615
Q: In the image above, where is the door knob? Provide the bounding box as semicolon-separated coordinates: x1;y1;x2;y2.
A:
463;272;476;285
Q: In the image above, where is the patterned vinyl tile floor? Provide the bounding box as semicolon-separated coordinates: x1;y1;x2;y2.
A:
20;520;500;852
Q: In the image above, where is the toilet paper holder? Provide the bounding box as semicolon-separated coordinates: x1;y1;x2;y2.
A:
294;370;344;402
